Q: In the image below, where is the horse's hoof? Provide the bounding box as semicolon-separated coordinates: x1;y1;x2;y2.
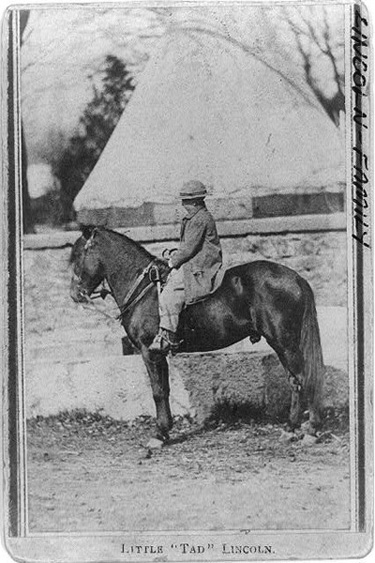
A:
287;422;298;433
146;437;165;450
301;421;317;436
249;333;261;344
279;430;297;444
301;434;318;446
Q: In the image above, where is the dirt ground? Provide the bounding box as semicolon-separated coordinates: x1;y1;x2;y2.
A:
26;414;350;533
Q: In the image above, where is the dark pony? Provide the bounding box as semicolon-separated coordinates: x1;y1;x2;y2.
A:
70;226;324;444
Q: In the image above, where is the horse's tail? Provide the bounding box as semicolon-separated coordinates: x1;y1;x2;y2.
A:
300;284;325;419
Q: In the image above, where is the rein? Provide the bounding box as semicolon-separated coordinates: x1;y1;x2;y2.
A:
77;259;161;323
75;280;119;322
81;300;119;322
117;260;157;320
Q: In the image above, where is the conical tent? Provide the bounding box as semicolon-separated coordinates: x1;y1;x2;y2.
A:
74;22;345;213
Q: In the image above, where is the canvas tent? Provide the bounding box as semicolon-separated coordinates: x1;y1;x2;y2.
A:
74;13;345;223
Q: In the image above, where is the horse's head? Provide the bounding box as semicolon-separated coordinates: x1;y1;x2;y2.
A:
70;226;105;303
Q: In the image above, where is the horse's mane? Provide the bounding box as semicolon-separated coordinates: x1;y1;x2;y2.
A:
69;225;161;265
69;237;84;265
97;227;170;280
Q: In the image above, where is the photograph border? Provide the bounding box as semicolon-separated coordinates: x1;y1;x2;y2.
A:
1;1;373;561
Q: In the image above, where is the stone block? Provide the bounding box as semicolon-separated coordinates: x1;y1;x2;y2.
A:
169;351;348;424
25;351;348;424
25;356;192;420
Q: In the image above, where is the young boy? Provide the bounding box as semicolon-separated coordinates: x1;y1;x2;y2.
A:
149;180;222;354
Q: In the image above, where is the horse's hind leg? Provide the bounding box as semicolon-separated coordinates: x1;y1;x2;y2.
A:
276;346;304;431
288;373;302;430
142;348;173;443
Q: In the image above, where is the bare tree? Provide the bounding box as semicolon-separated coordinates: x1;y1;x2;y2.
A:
170;4;344;125
283;5;344;127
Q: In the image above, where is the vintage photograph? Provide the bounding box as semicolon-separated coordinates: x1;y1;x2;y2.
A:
1;1;372;561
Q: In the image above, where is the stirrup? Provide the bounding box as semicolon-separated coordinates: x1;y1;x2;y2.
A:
163;330;182;353
149;330;180;355
149;333;168;354
149;331;172;354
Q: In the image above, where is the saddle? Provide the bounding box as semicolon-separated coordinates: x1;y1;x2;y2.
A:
151;261;227;306
184;266;226;306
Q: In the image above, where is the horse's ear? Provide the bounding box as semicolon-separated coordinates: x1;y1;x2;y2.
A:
82;226;99;250
81;225;95;240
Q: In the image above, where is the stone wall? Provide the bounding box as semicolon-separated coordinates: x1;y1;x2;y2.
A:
76;191;345;228
24;230;346;341
24;230;347;361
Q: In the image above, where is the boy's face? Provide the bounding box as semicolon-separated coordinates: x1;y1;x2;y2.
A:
181;200;197;214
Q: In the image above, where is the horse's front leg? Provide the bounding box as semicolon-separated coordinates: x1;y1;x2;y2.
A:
141;348;173;444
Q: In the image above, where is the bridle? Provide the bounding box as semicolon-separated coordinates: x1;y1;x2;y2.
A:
75;229;164;322
74;230;108;303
